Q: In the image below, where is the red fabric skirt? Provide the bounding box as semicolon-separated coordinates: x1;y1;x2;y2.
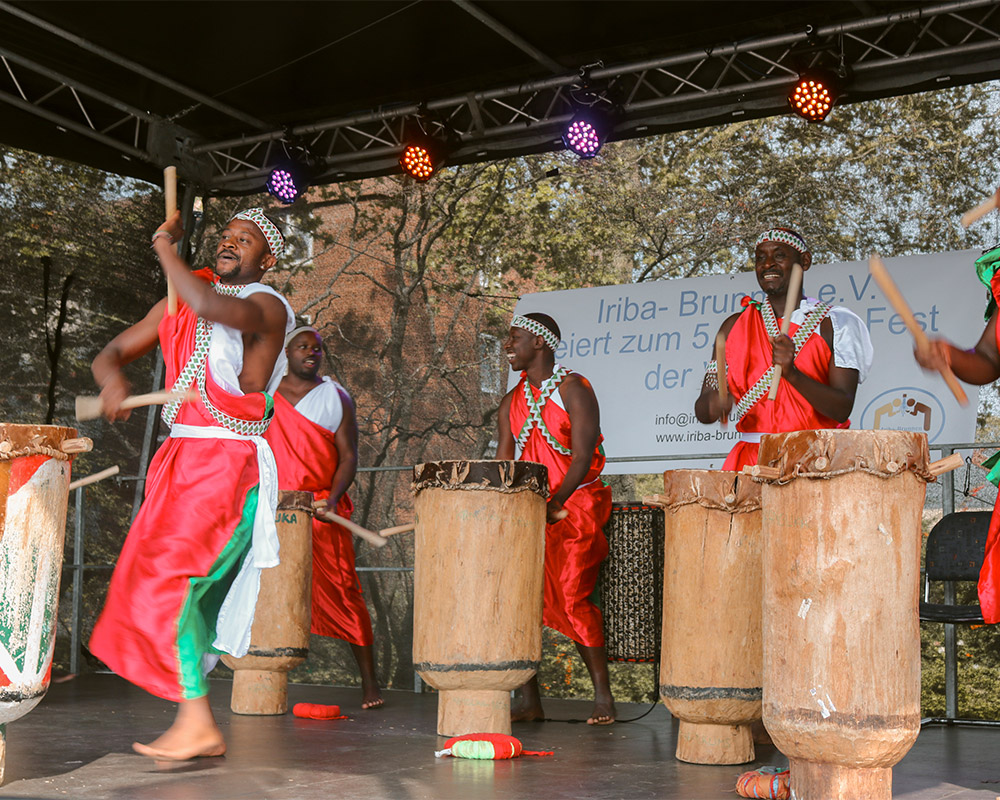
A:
542;480;612;647
90;435;259;701
311;496;374;646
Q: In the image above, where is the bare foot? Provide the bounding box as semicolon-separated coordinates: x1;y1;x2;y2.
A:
587;700;616;726
511;700;545;723
132;697;226;761
361;687;384;710
132;736;225;761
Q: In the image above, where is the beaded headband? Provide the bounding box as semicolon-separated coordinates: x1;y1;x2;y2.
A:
233;207;285;260
754;228;809;254
285;325;319;347
511;314;560;351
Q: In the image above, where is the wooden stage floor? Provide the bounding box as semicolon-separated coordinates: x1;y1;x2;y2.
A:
0;674;997;799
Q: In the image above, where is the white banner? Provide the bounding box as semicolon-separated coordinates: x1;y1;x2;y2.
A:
510;250;986;474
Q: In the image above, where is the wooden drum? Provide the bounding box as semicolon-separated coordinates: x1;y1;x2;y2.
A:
658;470;763;764
412;460;547;737
757;430;930;800
222;490;313;715
0;424;82;783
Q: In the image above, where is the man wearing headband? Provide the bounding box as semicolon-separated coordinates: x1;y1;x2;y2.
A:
89;207;293;760
265;326;383;710
497;312;616;725
914;245;1000;623
694;227;873;469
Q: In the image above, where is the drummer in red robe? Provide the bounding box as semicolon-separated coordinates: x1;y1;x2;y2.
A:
914;244;1000;623
694;227;873;470
89;208;294;760
266;326;383;709
497;312;615;725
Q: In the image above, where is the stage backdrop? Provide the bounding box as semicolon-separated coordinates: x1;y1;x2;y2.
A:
510;249;986;474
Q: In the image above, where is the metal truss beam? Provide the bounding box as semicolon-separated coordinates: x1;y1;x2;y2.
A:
2;0;999;193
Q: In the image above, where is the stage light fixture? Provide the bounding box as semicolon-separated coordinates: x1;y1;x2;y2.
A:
265;143;316;204
563;110;611;158
399;120;450;182
788;70;840;123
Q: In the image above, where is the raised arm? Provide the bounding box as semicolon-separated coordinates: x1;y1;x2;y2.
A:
151;211;283;336
916;311;1000;386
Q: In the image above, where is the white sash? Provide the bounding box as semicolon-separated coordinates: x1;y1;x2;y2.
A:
739;432;766;444
169;423;279;658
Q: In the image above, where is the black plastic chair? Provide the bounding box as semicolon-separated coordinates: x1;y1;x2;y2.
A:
919;510;1000;726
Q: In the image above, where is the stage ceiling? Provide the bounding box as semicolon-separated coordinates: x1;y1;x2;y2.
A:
1;0;1000;194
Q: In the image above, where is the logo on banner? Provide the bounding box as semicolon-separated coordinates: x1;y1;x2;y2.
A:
860;387;945;442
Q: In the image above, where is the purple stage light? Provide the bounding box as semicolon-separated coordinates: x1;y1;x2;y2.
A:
267;167;301;204
563;111;608;158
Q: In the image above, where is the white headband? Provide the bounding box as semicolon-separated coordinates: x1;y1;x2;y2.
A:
511;314;559;351
755;228;809;254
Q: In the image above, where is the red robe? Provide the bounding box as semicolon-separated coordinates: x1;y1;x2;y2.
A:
980;277;1000;622
722;302;847;471
90;280;273;702
266;391;373;646
509;372;612;647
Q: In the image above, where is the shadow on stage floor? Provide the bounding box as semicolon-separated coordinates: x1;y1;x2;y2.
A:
0;674;997;799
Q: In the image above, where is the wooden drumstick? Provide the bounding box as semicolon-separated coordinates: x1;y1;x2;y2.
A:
75;389;198;421
380;523;415;537
715;330;728;427
961;187;1000;228
164;166;178;316
928;453;964;477
311;500;388;547
68;464;119;491
767;262;803;401
868;254;968;406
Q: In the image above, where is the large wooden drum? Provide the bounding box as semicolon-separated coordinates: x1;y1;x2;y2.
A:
757;430;930;800
0;424;82;783
412;460;547;737
222;490;313;715
658;470;763;764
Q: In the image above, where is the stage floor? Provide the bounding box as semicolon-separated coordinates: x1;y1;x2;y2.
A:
0;674;997;799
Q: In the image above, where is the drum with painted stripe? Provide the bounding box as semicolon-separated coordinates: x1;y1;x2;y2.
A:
0;424;80;783
757;429;929;800
412;460;547;737
658;469;763;765
222;490;313;715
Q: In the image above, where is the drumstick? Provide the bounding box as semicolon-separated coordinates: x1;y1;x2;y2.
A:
68;464;119;491
311;500;388;547
928;453;964;477
715;331;728;427
380;523;415;537
868;254;968;406
75;389;198;421
767;263;804;401
961;187;1000;228
164;166;178;316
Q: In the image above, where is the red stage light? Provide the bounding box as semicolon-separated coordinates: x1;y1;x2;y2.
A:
788;72;839;122
400;143;436;181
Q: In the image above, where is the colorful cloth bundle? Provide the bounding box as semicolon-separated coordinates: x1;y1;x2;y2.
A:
434;733;553;760
292;703;347;720
735;766;790;799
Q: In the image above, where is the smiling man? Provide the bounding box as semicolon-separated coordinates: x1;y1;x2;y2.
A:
694;227;873;470
89;207;293;761
265;326;383;710
497;312;615;726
